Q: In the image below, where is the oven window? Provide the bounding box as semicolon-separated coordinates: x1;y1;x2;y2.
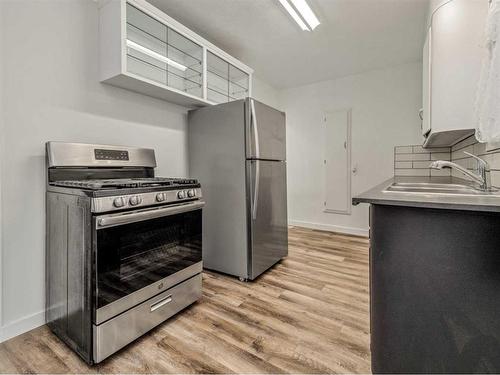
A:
96;209;202;309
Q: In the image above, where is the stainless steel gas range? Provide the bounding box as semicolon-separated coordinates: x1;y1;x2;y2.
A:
45;142;203;364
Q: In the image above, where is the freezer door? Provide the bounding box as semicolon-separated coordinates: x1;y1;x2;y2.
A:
247;160;288;279
246;98;286;161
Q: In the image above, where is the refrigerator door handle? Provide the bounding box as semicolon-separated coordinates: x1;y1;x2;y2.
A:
252;160;260;220
250;99;260;159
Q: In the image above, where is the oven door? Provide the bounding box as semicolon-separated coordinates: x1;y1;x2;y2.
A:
93;200;204;324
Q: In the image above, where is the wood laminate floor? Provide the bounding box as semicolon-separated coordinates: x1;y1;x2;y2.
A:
0;226;370;374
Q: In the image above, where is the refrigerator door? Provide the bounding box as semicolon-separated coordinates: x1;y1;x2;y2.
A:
246;98;286;161
247;159;288;279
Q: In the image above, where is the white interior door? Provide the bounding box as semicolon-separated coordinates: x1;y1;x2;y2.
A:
323;109;351;214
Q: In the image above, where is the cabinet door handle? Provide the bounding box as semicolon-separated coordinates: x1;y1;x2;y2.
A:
418;108;424;121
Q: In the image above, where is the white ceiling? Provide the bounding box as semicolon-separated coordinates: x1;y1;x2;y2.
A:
147;0;429;89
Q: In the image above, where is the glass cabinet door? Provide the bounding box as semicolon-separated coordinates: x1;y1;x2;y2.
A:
229;65;249;100
207;51;249;104
125;4;203;98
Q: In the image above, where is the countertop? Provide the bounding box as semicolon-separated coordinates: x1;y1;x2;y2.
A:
352;176;500;212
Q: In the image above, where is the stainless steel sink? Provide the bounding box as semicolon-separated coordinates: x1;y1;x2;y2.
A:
383;182;499;196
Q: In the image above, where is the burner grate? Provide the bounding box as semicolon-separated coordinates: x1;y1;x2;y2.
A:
52;177;198;190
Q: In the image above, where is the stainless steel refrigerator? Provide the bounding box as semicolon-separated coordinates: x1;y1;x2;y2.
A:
188;98;288;281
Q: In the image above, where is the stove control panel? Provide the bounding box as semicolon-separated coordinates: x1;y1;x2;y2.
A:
91;188;202;213
94;149;129;161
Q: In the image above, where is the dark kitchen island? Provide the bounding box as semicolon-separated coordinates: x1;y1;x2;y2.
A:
353;177;500;373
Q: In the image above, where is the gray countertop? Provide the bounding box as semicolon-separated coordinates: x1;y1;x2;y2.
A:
352;176;500;212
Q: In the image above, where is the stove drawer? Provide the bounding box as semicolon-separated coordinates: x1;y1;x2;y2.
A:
92;273;202;363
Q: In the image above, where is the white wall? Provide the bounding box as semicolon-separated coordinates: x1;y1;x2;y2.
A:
0;0;5;334
0;0;193;341
0;0;280;342
252;76;281;110
281;62;422;235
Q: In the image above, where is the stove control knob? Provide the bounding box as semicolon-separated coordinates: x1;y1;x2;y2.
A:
113;197;126;208
129;195;142;206
187;189;196;198
177;191;185;199
156;192;166;202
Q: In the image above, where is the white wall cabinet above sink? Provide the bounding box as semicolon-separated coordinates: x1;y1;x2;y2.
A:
99;0;252;107
421;0;487;147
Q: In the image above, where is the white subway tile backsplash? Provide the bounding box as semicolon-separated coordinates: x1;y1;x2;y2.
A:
451;169;467;179
451;135;476;152
394;169;430;177
458;159;479;172
490;171;500;187
431;169;452;177
394;145;450;176
430;147;454;153
395;153;431;161
413;146;450;153
395;161;412;169
473;142;487;156
479;153;500;170
430;153;451;161
451;145;474;160
448;135;500;187
395;146;413;154
412;160;433;169
412;146;430;154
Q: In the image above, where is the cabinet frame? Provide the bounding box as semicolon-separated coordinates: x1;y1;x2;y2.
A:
99;0;253;107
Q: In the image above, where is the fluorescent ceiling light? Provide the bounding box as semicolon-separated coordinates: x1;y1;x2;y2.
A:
126;39;187;72
278;0;310;31
289;0;320;30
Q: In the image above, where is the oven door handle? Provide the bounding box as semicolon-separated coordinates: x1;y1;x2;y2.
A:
96;201;205;228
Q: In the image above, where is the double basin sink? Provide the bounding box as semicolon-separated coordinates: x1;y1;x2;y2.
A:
384;182;500;196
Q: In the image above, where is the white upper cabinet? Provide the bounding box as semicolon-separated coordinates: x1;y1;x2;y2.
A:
207;51;250;104
421;29;431;137
99;0;252;107
422;0;488;147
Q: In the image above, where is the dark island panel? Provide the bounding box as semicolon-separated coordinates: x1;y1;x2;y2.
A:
370;204;500;373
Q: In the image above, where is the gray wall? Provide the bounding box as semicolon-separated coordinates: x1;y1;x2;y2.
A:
0;0;191;341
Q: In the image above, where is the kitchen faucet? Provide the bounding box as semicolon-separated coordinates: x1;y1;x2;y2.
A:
429;151;493;191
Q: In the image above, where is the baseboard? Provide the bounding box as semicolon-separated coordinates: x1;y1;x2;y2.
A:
0;310;45;343
289;220;368;237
